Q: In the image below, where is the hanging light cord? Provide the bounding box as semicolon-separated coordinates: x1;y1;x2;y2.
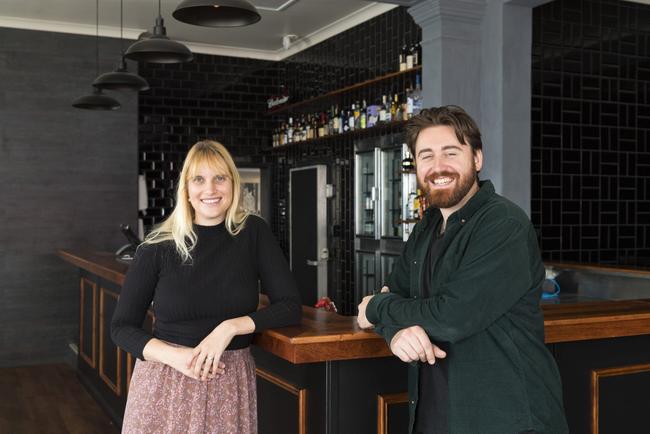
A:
120;0;123;55
95;0;99;78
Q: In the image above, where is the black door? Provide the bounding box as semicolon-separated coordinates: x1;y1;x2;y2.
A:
290;165;327;306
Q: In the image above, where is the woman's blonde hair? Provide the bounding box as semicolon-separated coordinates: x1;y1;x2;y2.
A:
142;140;249;262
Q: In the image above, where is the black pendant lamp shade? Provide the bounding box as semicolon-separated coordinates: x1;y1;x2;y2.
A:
73;0;121;110
93;58;150;91
124;15;193;63
72;87;121;110
173;0;261;27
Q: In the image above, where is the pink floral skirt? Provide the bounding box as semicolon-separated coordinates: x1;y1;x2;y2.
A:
122;347;257;434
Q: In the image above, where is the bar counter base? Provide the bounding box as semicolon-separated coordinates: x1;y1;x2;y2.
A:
252;347;408;434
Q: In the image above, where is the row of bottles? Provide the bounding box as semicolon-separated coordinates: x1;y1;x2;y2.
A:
272;75;423;147
406;188;428;221
399;43;422;71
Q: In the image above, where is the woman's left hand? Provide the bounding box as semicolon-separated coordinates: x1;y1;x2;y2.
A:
189;322;234;381
189;316;256;381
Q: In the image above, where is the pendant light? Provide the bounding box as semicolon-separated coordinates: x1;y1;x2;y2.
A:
73;0;121;110
124;0;193;64
93;0;149;91
173;0;261;27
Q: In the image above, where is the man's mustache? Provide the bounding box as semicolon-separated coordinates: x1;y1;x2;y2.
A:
423;171;459;184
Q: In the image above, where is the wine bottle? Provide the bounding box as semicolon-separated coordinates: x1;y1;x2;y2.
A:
287;117;294;143
399;44;407;71
379;95;387;122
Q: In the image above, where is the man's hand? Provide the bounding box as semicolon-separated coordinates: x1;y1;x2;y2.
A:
390;325;447;364
357;286;390;329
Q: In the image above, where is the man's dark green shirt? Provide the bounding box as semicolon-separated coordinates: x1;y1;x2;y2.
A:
366;181;568;434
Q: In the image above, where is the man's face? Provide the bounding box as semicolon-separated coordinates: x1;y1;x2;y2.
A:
414;125;483;212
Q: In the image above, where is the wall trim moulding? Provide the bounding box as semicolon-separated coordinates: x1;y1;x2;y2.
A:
0;2;398;61
0;15;143;40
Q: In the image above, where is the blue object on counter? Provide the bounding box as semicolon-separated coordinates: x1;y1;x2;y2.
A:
541;278;561;299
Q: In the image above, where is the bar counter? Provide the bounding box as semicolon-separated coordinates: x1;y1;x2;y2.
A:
59;249;650;434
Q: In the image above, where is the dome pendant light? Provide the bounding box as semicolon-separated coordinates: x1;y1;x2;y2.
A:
94;0;149;91
124;0;193;63
73;0;121;110
93;57;150;91
173;0;261;27
73;87;121;110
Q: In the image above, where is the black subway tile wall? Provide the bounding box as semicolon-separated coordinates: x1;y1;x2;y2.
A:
138;55;280;227
269;7;420;313
138;7;420;314
532;0;650;266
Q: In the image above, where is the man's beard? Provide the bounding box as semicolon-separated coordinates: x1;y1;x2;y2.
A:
420;162;478;209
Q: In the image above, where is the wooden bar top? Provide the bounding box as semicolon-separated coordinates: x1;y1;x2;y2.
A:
58;249;650;364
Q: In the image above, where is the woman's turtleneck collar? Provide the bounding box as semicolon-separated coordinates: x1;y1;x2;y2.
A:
193;221;227;238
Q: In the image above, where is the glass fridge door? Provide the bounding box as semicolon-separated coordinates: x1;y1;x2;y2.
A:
380;253;399;287
355;150;377;237
380;146;403;238
356;251;377;304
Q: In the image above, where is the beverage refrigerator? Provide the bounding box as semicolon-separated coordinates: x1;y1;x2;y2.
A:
354;132;418;305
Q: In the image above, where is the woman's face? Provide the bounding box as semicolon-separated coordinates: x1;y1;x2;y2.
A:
187;161;233;226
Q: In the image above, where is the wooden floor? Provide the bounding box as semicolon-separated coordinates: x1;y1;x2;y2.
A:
0;364;118;433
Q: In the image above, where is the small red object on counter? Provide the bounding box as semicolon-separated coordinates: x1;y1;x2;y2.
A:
314;296;338;313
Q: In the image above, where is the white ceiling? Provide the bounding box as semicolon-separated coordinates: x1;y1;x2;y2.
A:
0;0;398;60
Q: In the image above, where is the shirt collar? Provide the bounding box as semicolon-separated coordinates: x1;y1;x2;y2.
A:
422;180;495;228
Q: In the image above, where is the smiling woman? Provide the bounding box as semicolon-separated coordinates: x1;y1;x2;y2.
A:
110;140;302;433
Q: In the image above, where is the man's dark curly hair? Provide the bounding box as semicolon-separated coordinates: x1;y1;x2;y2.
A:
405;105;483;156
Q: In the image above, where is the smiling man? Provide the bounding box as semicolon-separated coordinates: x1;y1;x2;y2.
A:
357;106;568;434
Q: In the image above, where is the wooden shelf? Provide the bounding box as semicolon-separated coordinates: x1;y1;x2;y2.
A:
266;66;422;116
263;120;407;152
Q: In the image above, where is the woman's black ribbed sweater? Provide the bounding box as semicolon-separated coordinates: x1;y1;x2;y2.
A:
111;215;302;360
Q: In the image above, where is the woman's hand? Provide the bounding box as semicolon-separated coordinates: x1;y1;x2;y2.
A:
168;346;224;380
142;338;223;380
189;316;256;381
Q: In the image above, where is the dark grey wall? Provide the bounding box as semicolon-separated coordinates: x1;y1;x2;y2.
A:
0;28;137;367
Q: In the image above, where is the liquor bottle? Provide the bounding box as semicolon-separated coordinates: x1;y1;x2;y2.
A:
304;115;312;140
406;82;414;120
287;117;294;143
390;94;399;121
407;191;417;220
348;104;355;131
339;107;346;134
332;105;341;134
406;44;414;69
367;100;378;128
418;188;427;217
360;100;367;129
318;112;326;138
399;44;408;71
281;122;287;146
412;74;423;115
401;149;414;171
343;108;351;132
293;117;301;142
379;95;388;122
353;101;361;130
413;192;420;220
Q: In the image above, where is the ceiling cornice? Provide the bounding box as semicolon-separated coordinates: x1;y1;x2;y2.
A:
0;2;398;62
